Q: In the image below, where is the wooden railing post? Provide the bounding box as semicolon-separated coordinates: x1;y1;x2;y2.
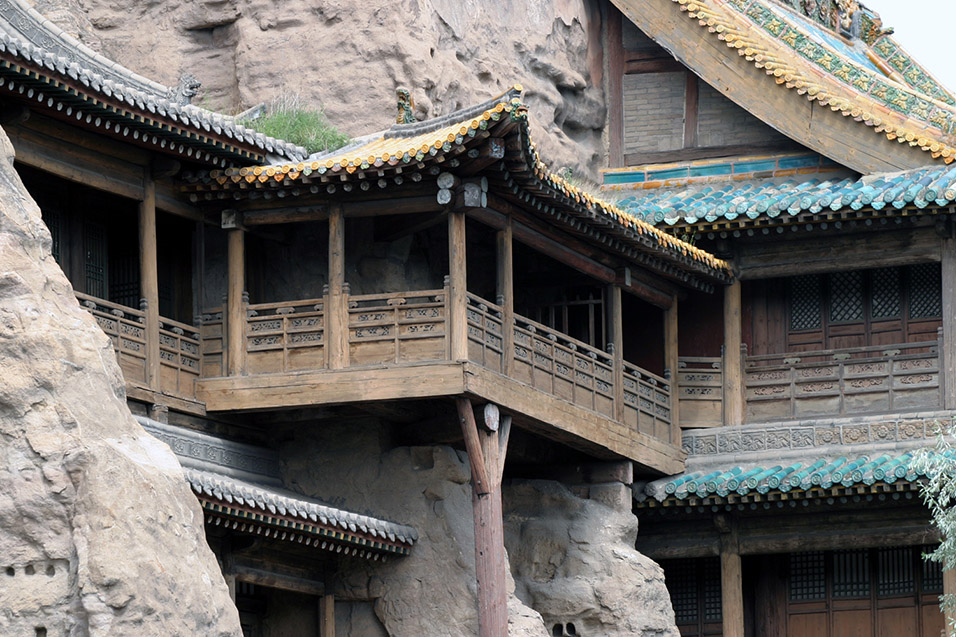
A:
664;296;679;443
723;280;744;425
496;218;514;375
607;284;625;422
449;210;468;361
942;235;955;409
224;211;246;376
139;169;160;389
327;204;349;369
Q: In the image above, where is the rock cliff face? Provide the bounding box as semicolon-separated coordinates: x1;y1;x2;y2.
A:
0;127;240;635
280;419;677;636
34;0;608;177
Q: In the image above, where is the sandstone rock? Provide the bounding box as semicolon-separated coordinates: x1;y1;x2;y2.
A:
0;127;240;635
280;420;549;636
36;0;607;178
504;480;679;637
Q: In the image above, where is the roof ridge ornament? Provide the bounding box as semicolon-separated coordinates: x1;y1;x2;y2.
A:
169;73;201;106
396;87;416;124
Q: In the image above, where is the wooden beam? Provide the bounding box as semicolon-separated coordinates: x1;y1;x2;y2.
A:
736;226;942;279
723;280;744;426
229;564;325;597
608;284;625;422
457;398;508;637
664;296;679;442
243;205;329;226
139;170;160;390
327;204;348;369
472;201;677;308
226;226;246;376
320;594;335;637
497;220;515;376
449;210;468;360
942;235;955;409
720;529;744;637
197;362;466;411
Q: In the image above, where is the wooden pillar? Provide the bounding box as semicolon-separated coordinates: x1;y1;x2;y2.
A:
607;284;625;422
723;280;744;426
449;211;468;360
944;566;956;634
327;204;349;369
225;225;246;376
139;170;160;389
942;236;955;409
497;219;514;375
320;593;335;637
664;296;680;442
720;532;744;637
457;399;511;637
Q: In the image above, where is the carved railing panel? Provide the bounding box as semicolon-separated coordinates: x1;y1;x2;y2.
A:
623;361;672;440
76;292;147;385
246;299;326;374
466;293;504;373
158;316;201;399
677;357;723;428
745;341;941;421
510;311;617;420
199;308;223;377
347;289;447;367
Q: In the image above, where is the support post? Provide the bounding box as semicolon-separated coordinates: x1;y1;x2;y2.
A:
723;280;744;425
942;236;955;409
720;528;744;637
449;211;468;361
607;284;625;422
320;593;335;637
944;565;956;634
664;296;679;443
139;170;160;389
225;224;246;376
456;399;510;637
496;219;514;375
328;204;349;369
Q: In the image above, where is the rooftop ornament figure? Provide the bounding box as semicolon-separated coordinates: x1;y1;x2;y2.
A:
170;73;201;106
396;88;416;124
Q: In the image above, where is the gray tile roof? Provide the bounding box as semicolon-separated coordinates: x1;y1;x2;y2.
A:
0;0;306;163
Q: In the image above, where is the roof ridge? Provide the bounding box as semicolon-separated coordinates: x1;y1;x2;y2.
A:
384;86;522;140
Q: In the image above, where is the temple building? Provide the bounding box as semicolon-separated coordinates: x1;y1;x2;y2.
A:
1;0;956;634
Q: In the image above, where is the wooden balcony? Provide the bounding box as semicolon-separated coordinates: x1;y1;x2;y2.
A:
194;286;682;471
76;293;202;408
677;337;943;427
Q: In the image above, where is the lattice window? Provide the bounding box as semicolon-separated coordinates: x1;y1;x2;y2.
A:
908;263;942;319
789;275;823;331
922;547;943;593
833;549;870;598
702;558;722;622
41;208;62;265
877;546;914;596
664;559;699;624
790;551;826;601
84;221;107;299
829;271;864;323
110;252;140;310
871;267;901;319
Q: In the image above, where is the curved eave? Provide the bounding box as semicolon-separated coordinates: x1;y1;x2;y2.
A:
612;0;956;173
183;91;732;286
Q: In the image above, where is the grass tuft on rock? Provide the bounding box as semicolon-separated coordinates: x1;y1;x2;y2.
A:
241;94;349;155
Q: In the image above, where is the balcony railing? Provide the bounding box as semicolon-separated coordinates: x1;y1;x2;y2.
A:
196;286;672;440
676;337;943;427
77;292;201;400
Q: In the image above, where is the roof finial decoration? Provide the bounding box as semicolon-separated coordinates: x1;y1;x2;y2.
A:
170;73;201;106
396;88;416;124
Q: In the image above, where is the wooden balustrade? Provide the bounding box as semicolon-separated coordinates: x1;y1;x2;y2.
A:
199;308;224;377
76;292;148;385
158;316;201;398
745;341;941;421
245;298;326;374
677;357;723;428
623;361;672;440
347;289;448;366
510;311;618;421
466;293;504;373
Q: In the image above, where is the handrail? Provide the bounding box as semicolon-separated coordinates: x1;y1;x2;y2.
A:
513;311;614;367
747;341;937;367
75;292;145;319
